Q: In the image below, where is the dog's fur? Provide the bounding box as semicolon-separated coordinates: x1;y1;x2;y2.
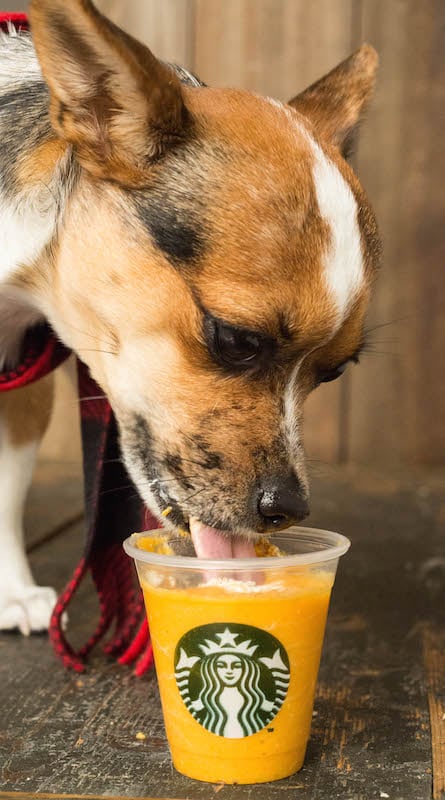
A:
0;0;380;634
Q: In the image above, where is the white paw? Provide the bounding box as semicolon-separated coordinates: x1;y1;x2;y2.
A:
0;585;58;635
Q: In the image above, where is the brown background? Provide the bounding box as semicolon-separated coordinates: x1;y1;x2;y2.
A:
7;0;444;469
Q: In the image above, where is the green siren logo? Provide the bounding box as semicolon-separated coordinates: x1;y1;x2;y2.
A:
174;623;290;738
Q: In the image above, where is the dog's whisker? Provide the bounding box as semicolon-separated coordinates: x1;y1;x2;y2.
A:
99;484;133;497
305;457;330;466
78;395;108;402
75;348;117;356
361;348;401;358
99;474;202;500
54;318;118;351
362;336;400;347
157;474;200;483
307;464;332;477
182;487;206;505
175;456;213;469
364;316;411;336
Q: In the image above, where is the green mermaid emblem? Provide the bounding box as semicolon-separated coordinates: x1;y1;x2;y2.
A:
174;623;290;738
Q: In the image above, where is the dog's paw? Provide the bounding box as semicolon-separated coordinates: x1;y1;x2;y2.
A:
0;585;58;635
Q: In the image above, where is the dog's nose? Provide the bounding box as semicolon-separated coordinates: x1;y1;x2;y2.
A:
257;473;310;530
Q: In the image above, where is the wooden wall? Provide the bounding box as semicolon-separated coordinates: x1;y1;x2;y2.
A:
38;0;444;468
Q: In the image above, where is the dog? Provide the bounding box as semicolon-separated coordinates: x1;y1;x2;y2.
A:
0;0;380;636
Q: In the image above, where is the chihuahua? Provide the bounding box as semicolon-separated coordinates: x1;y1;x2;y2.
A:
0;0;380;635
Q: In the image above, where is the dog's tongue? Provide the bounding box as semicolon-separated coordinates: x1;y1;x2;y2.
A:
190;519;256;559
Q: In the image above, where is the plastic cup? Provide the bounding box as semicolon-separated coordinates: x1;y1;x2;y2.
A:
123;527;350;784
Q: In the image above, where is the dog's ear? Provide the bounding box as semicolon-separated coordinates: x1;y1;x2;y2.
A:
288;44;378;159
29;0;190;185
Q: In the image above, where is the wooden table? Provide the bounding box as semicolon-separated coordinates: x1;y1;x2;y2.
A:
0;463;444;800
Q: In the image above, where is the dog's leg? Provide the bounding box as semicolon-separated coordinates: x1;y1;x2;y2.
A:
0;374;57;634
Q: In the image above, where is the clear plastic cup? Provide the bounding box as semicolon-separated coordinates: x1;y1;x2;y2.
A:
123;527;350;784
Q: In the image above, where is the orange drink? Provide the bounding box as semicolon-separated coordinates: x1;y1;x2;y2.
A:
124;527;350;784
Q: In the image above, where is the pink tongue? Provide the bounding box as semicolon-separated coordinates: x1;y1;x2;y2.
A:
190;519;256;559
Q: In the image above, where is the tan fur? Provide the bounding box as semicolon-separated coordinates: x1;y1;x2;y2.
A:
16;139;66;190
181;88;339;344
0;373;54;447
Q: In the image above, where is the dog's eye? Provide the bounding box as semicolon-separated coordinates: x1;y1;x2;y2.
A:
318;362;349;383
317;356;358;384
204;314;272;372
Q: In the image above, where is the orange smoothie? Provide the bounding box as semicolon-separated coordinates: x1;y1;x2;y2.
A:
141;569;333;783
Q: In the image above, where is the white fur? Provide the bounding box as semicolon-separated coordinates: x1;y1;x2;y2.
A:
0;421;57;634
283;361;302;459
0;189;63;282
0;186;62;375
0;30;66;284
281;359;308;495
0;156;72;360
312;144;364;321
285;116;365;324
263;98;365;324
0;33;71;364
0;25;42;87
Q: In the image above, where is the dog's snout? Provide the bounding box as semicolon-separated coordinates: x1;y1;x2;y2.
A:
257;473;310;530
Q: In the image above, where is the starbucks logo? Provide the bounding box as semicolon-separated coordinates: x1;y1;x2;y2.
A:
174;623;290;738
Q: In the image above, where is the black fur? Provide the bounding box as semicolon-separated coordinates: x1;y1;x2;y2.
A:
162;452;195;491
0;81;51;196
133;192;205;266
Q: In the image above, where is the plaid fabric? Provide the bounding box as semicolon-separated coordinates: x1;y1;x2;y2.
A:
0;14;157;674
0;323;70;391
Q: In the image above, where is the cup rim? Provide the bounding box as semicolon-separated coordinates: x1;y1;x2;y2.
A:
123;527;351;570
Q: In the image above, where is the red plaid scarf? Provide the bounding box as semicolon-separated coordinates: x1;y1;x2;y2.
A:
0;14;157;675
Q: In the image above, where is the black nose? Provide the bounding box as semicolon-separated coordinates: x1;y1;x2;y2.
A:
257;473;310;530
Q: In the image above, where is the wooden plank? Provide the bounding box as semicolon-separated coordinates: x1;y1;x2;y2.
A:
1;465;443;798
96;0;194;68
193;0;356;98
306;464;444;799
304;381;345;466
0;794;185;800
349;0;445;466
422;626;445;800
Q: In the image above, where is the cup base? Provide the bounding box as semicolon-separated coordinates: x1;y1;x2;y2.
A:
172;748;305;784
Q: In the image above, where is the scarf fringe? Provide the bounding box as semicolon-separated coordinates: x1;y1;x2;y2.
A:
49;546;153;675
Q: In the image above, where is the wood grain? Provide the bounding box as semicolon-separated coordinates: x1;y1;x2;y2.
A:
96;0;194;67
0;794;184;800
350;0;445;466
193;0;356;98
304;380;345;466
423;626;445;800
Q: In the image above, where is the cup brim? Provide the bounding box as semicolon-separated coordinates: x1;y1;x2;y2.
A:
123;526;351;571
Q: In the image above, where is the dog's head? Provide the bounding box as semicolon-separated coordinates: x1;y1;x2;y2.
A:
29;0;380;554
